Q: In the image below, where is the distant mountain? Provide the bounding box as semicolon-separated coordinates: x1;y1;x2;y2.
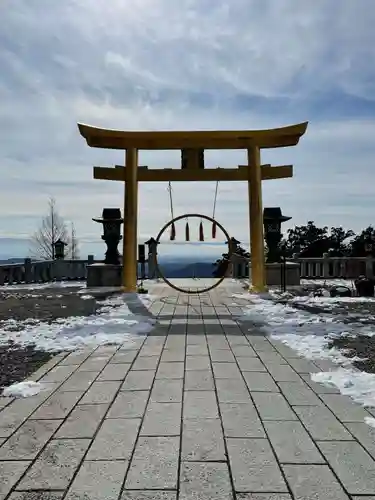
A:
0;258;25;265
138;260;215;278
163;262;214;278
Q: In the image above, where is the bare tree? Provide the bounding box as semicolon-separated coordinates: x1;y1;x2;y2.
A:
68;222;80;260
30;197;71;260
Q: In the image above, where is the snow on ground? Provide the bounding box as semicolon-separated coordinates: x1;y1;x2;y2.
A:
235;290;375;424
2;381;49;398
287;293;375;314
0;293;156;352
301;278;356;288
0;280;86;291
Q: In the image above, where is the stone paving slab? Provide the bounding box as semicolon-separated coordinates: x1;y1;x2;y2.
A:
1;279;375;499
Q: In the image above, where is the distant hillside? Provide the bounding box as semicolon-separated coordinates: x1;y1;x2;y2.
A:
163;262;214;278
0;258;25;265
138;261;215;278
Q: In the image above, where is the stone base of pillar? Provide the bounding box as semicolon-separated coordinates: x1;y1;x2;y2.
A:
249;261;300;286
87;263;122;287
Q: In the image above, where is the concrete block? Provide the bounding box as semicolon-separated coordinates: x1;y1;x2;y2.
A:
55;404;108;439
264;421;325;464
320;394;372;422
278;381;322;406
141;402;181;436
156;362;184;379
216;379;251;403
294;405;353;441
179;462;232;500
107;391;149;418
283;464;351;500
181;418;226;461
220;402;265;438
16;439;90;490
212;362;242;379
150;379;183;402
97;363;131;381
183;391;219;419
80;381;121;405
132;356;160;370
242;372;279;392
236;357;266;372
125;436;179;489
87;418;141;460
0;461;32;500
227;438;287;492
30;391;83;420
185;356;211;371
65;460;126;500
59;371;97;392
0;419;61;460
317;441;375;495
252;393;298;421
121;370;155;391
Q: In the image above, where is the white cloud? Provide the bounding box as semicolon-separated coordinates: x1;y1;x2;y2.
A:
1;0;375;259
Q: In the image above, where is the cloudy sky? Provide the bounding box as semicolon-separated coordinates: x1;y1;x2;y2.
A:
1;0;375;260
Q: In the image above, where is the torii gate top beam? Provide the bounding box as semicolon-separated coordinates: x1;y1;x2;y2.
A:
78;122;308;150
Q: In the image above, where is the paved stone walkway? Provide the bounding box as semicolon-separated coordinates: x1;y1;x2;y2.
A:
1;279;375;499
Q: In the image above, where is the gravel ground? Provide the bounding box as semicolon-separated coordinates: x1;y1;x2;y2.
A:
0;343;53;390
0;286;98;323
328;335;375;373
0;286;115;394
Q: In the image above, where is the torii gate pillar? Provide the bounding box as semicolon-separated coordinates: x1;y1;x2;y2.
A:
248;146;266;292
122;148;139;292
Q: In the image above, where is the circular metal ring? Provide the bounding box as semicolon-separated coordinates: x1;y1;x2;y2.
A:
154;213;232;294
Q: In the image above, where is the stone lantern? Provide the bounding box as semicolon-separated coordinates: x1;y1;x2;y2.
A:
263;207;291;263
226;237;241;254
53;239;67;260
93;208;123;265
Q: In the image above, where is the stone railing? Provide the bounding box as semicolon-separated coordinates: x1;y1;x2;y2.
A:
295;256;375;280
0;256;95;285
230;255;375;280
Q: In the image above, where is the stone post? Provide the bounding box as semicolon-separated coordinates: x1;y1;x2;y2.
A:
322;252;330;279
366;256;373;278
24;258;32;283
146;238;159;279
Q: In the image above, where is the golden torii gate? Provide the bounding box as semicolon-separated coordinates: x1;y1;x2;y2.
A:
78;122;308;293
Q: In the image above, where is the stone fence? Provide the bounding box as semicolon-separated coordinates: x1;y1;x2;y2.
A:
231;255;375;280
0;257;95;285
1;255;375;286
295;256;375;280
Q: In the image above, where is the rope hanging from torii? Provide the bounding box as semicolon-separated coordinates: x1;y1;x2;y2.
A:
167;180;220;242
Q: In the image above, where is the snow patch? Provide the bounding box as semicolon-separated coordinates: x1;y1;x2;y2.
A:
2;381;48;398
312;369;375;409
0;294;156;352
0;280;86;290
365;417;375;428
237;290;375;427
